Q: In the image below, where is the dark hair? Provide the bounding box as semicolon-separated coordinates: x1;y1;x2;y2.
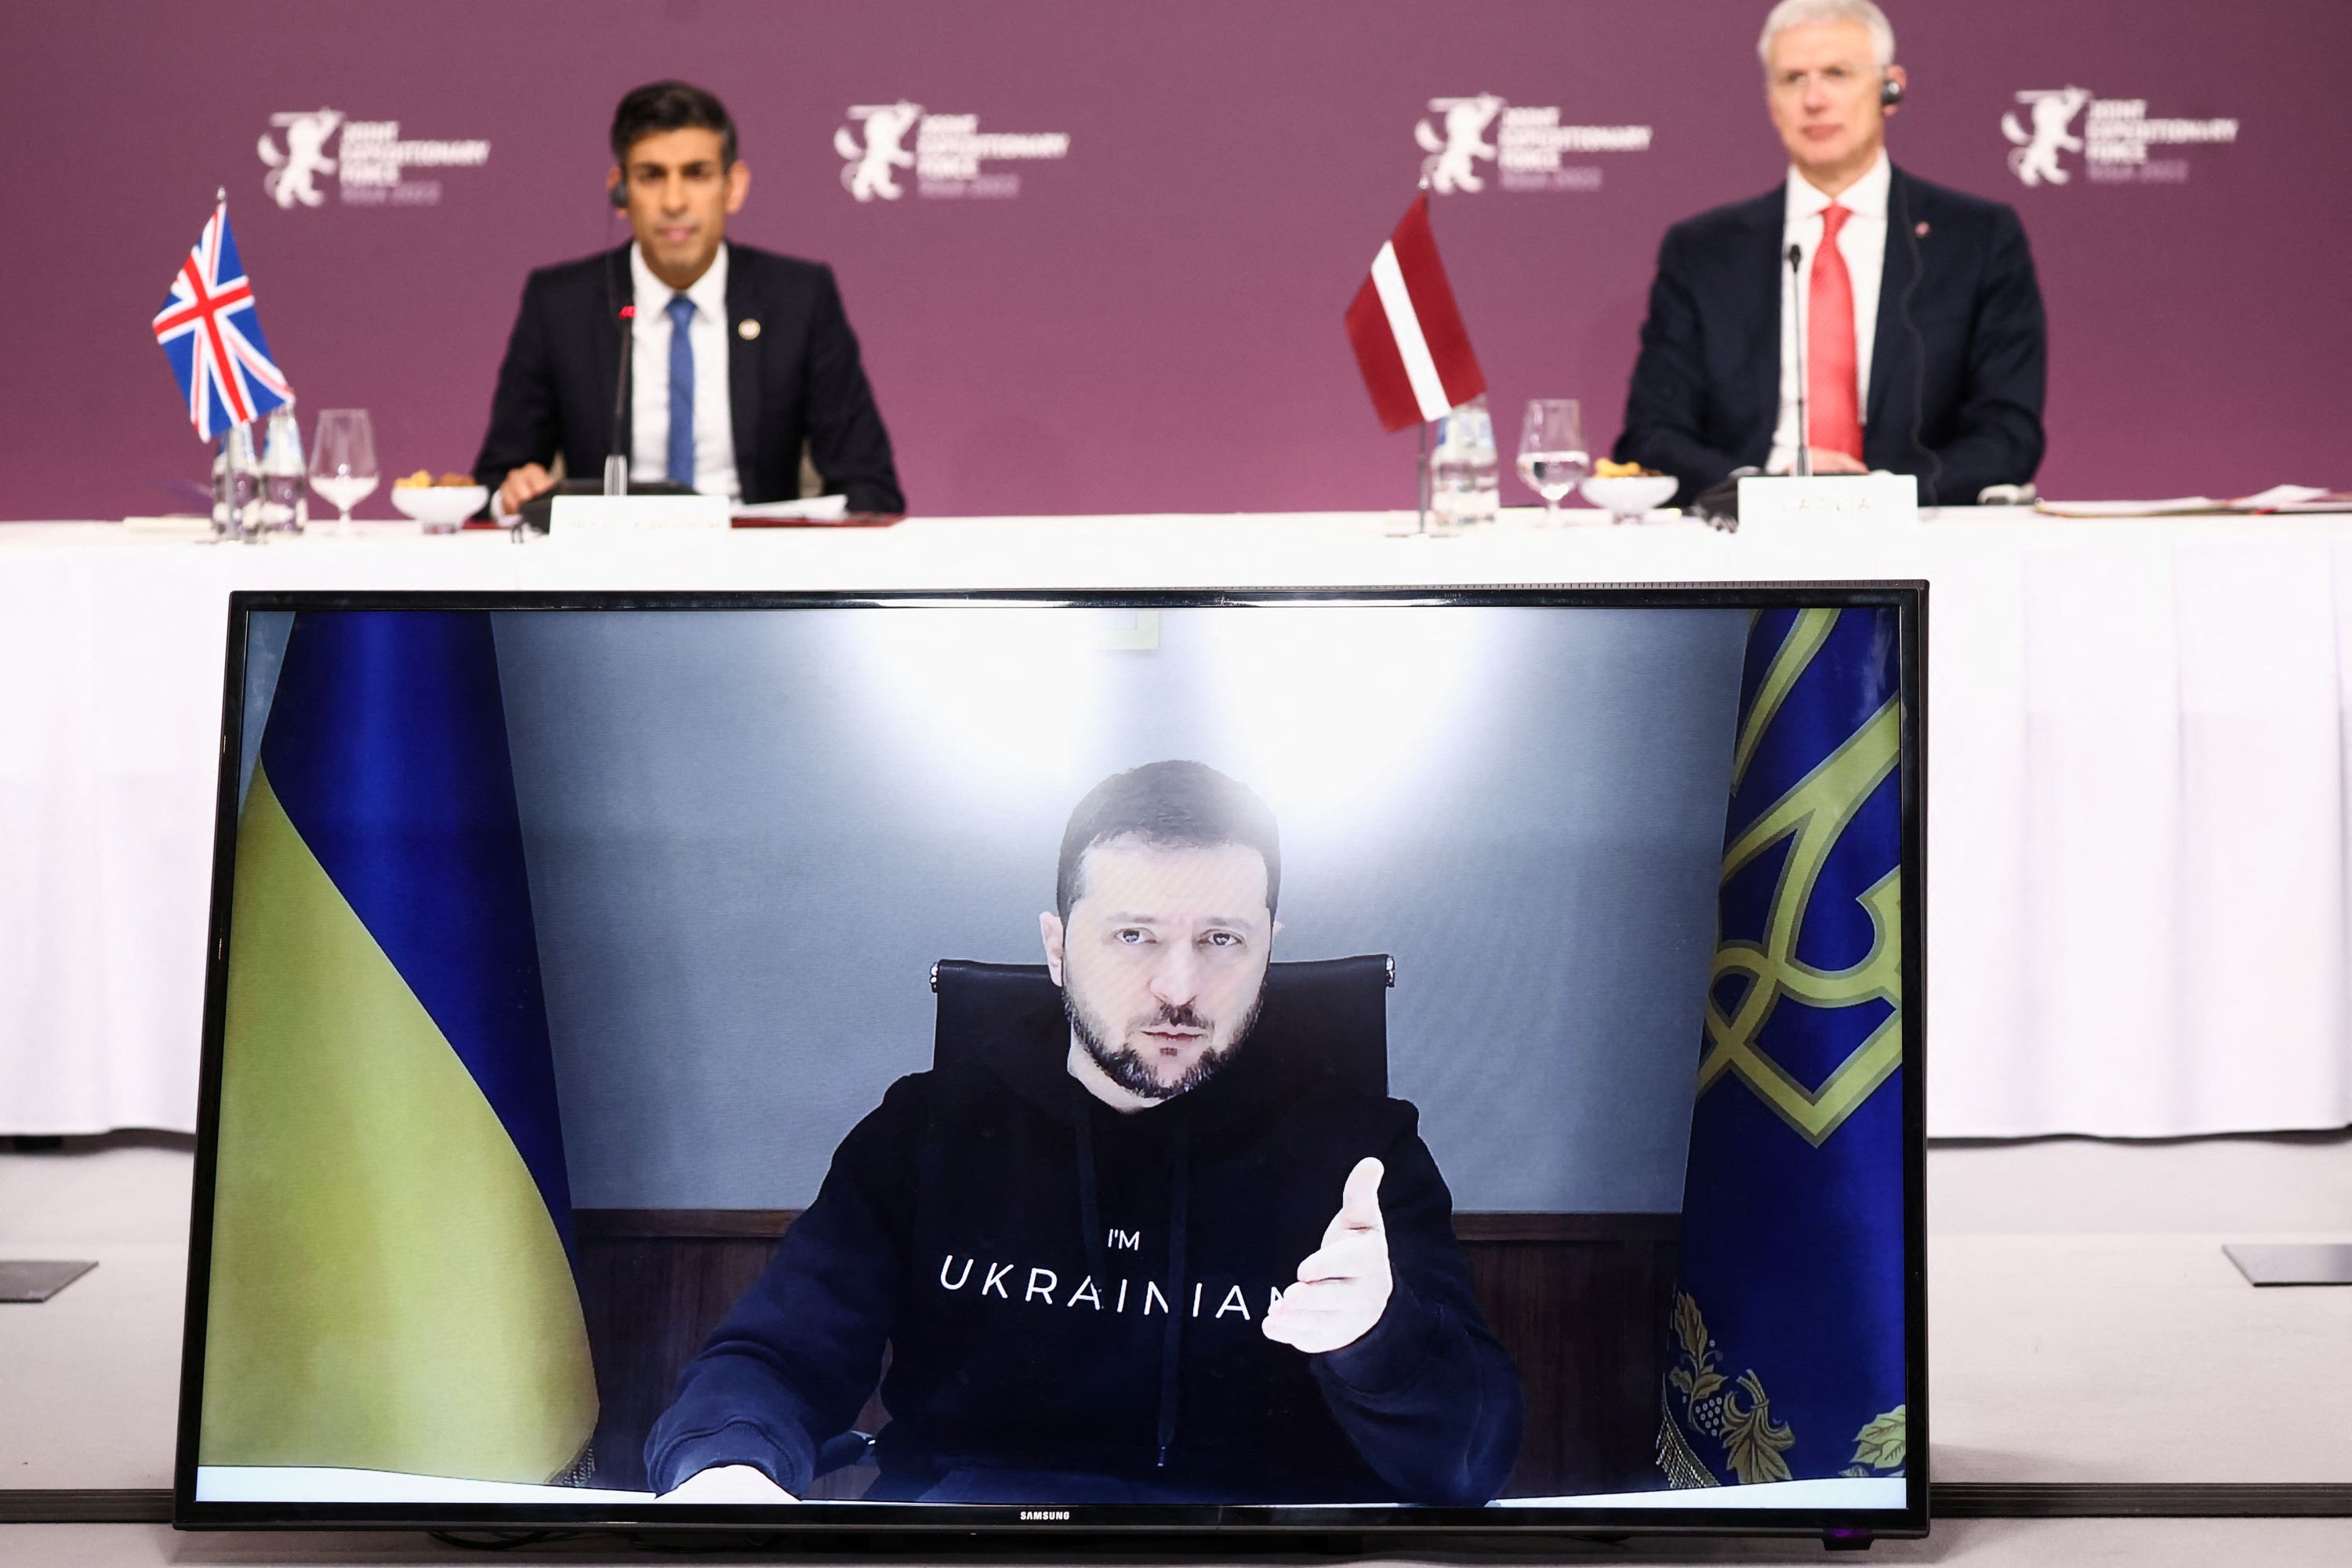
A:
610;81;738;167
1056;761;1281;920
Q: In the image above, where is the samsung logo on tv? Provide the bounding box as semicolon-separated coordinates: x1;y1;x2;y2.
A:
1018;1510;1072;1521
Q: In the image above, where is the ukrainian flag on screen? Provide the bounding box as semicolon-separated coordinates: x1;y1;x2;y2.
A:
199;611;598;1484
1660;608;1907;1489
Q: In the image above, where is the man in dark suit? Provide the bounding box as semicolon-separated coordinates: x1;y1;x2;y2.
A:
474;82;905;517
1615;0;2045;508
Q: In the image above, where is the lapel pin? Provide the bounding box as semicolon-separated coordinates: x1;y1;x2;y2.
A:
1915;221;1930;238
738;318;761;340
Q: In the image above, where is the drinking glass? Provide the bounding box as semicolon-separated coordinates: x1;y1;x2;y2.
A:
1515;399;1591;524
309;409;379;532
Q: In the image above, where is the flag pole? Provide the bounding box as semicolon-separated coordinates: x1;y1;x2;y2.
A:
1414;174;1432;536
1417;419;1431;535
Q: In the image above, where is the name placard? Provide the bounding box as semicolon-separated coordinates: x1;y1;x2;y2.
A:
1737;474;1918;534
547;494;731;535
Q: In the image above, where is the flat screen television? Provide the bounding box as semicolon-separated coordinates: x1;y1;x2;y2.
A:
176;585;1927;1546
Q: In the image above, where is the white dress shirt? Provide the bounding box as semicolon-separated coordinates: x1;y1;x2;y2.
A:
1767;150;1889;475
629;241;740;500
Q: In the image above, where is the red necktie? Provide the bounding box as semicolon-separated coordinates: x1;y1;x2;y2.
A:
1807;204;1864;463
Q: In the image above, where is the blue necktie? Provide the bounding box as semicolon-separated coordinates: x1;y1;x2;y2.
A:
665;295;695;488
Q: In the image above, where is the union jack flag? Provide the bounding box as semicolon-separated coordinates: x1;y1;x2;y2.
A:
152;198;292;441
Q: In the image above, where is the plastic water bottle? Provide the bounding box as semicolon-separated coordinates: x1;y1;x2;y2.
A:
209;434;233;539
223;423;266;543
259;408;308;535
1430;394;1500;532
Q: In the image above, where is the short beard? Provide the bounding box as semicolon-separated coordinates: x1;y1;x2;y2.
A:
1065;984;1265;1102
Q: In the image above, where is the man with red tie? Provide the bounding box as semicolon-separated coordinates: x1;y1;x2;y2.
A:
1614;0;2047;508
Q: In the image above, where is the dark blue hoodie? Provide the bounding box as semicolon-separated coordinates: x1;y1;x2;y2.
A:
643;999;1523;1505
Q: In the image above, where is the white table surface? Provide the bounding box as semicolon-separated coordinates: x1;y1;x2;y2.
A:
4;506;2349;1138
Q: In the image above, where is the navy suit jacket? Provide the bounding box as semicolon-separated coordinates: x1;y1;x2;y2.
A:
472;242;905;514
1613;165;2046;506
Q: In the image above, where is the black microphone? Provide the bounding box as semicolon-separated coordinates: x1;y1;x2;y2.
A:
1787;243;1811;478
604;303;634;496
513;296;691;532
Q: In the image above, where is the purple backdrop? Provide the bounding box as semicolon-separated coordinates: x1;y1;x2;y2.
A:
6;0;2347;520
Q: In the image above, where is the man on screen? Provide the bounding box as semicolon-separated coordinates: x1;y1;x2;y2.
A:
472;82;904;517
645;760;1522;1505
1613;0;2047;507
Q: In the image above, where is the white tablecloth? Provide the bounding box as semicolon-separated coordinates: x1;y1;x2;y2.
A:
4;509;2347;1138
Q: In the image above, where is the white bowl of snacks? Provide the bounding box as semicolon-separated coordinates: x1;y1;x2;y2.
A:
1580;463;1679;522
389;472;488;533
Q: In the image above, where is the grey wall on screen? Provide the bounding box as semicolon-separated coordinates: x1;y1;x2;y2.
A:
494;604;1747;1214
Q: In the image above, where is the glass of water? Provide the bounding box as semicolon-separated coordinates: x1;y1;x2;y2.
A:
1515;399;1591;524
308;409;379;532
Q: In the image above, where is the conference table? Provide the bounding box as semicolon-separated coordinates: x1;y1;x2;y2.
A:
5;507;2349;1142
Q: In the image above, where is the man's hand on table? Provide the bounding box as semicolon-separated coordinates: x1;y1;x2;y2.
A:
497;463;555;517
656;1464;800;1503
1804;448;1870;475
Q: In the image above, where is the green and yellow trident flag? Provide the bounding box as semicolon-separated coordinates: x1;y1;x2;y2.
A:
1660;608;1907;1489
199;611;598;1483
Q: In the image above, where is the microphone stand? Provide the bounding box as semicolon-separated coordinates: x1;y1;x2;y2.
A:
604;303;635;496
1787;243;1811;478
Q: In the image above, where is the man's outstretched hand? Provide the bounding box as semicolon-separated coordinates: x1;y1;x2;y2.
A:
1262;1156;1392;1355
655;1464;800;1503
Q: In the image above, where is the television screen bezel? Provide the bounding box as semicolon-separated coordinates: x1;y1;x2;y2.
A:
176;583;1929;1542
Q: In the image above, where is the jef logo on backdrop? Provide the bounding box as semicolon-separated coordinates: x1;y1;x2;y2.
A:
1414;95;1652;194
833;102;1071;201
2000;87;2238;187
256;109;492;209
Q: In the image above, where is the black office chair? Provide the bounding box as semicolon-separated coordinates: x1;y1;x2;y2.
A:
929;954;1396;1094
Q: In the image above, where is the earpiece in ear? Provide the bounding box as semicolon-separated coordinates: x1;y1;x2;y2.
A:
609;179;628;211
1880;76;1904;107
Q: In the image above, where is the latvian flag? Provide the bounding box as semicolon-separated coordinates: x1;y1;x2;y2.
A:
1345;192;1486;432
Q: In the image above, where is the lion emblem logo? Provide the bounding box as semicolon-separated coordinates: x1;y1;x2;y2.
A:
2001;88;2091;187
834;101;924;202
259;109;343;209
1414;94;1505;194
